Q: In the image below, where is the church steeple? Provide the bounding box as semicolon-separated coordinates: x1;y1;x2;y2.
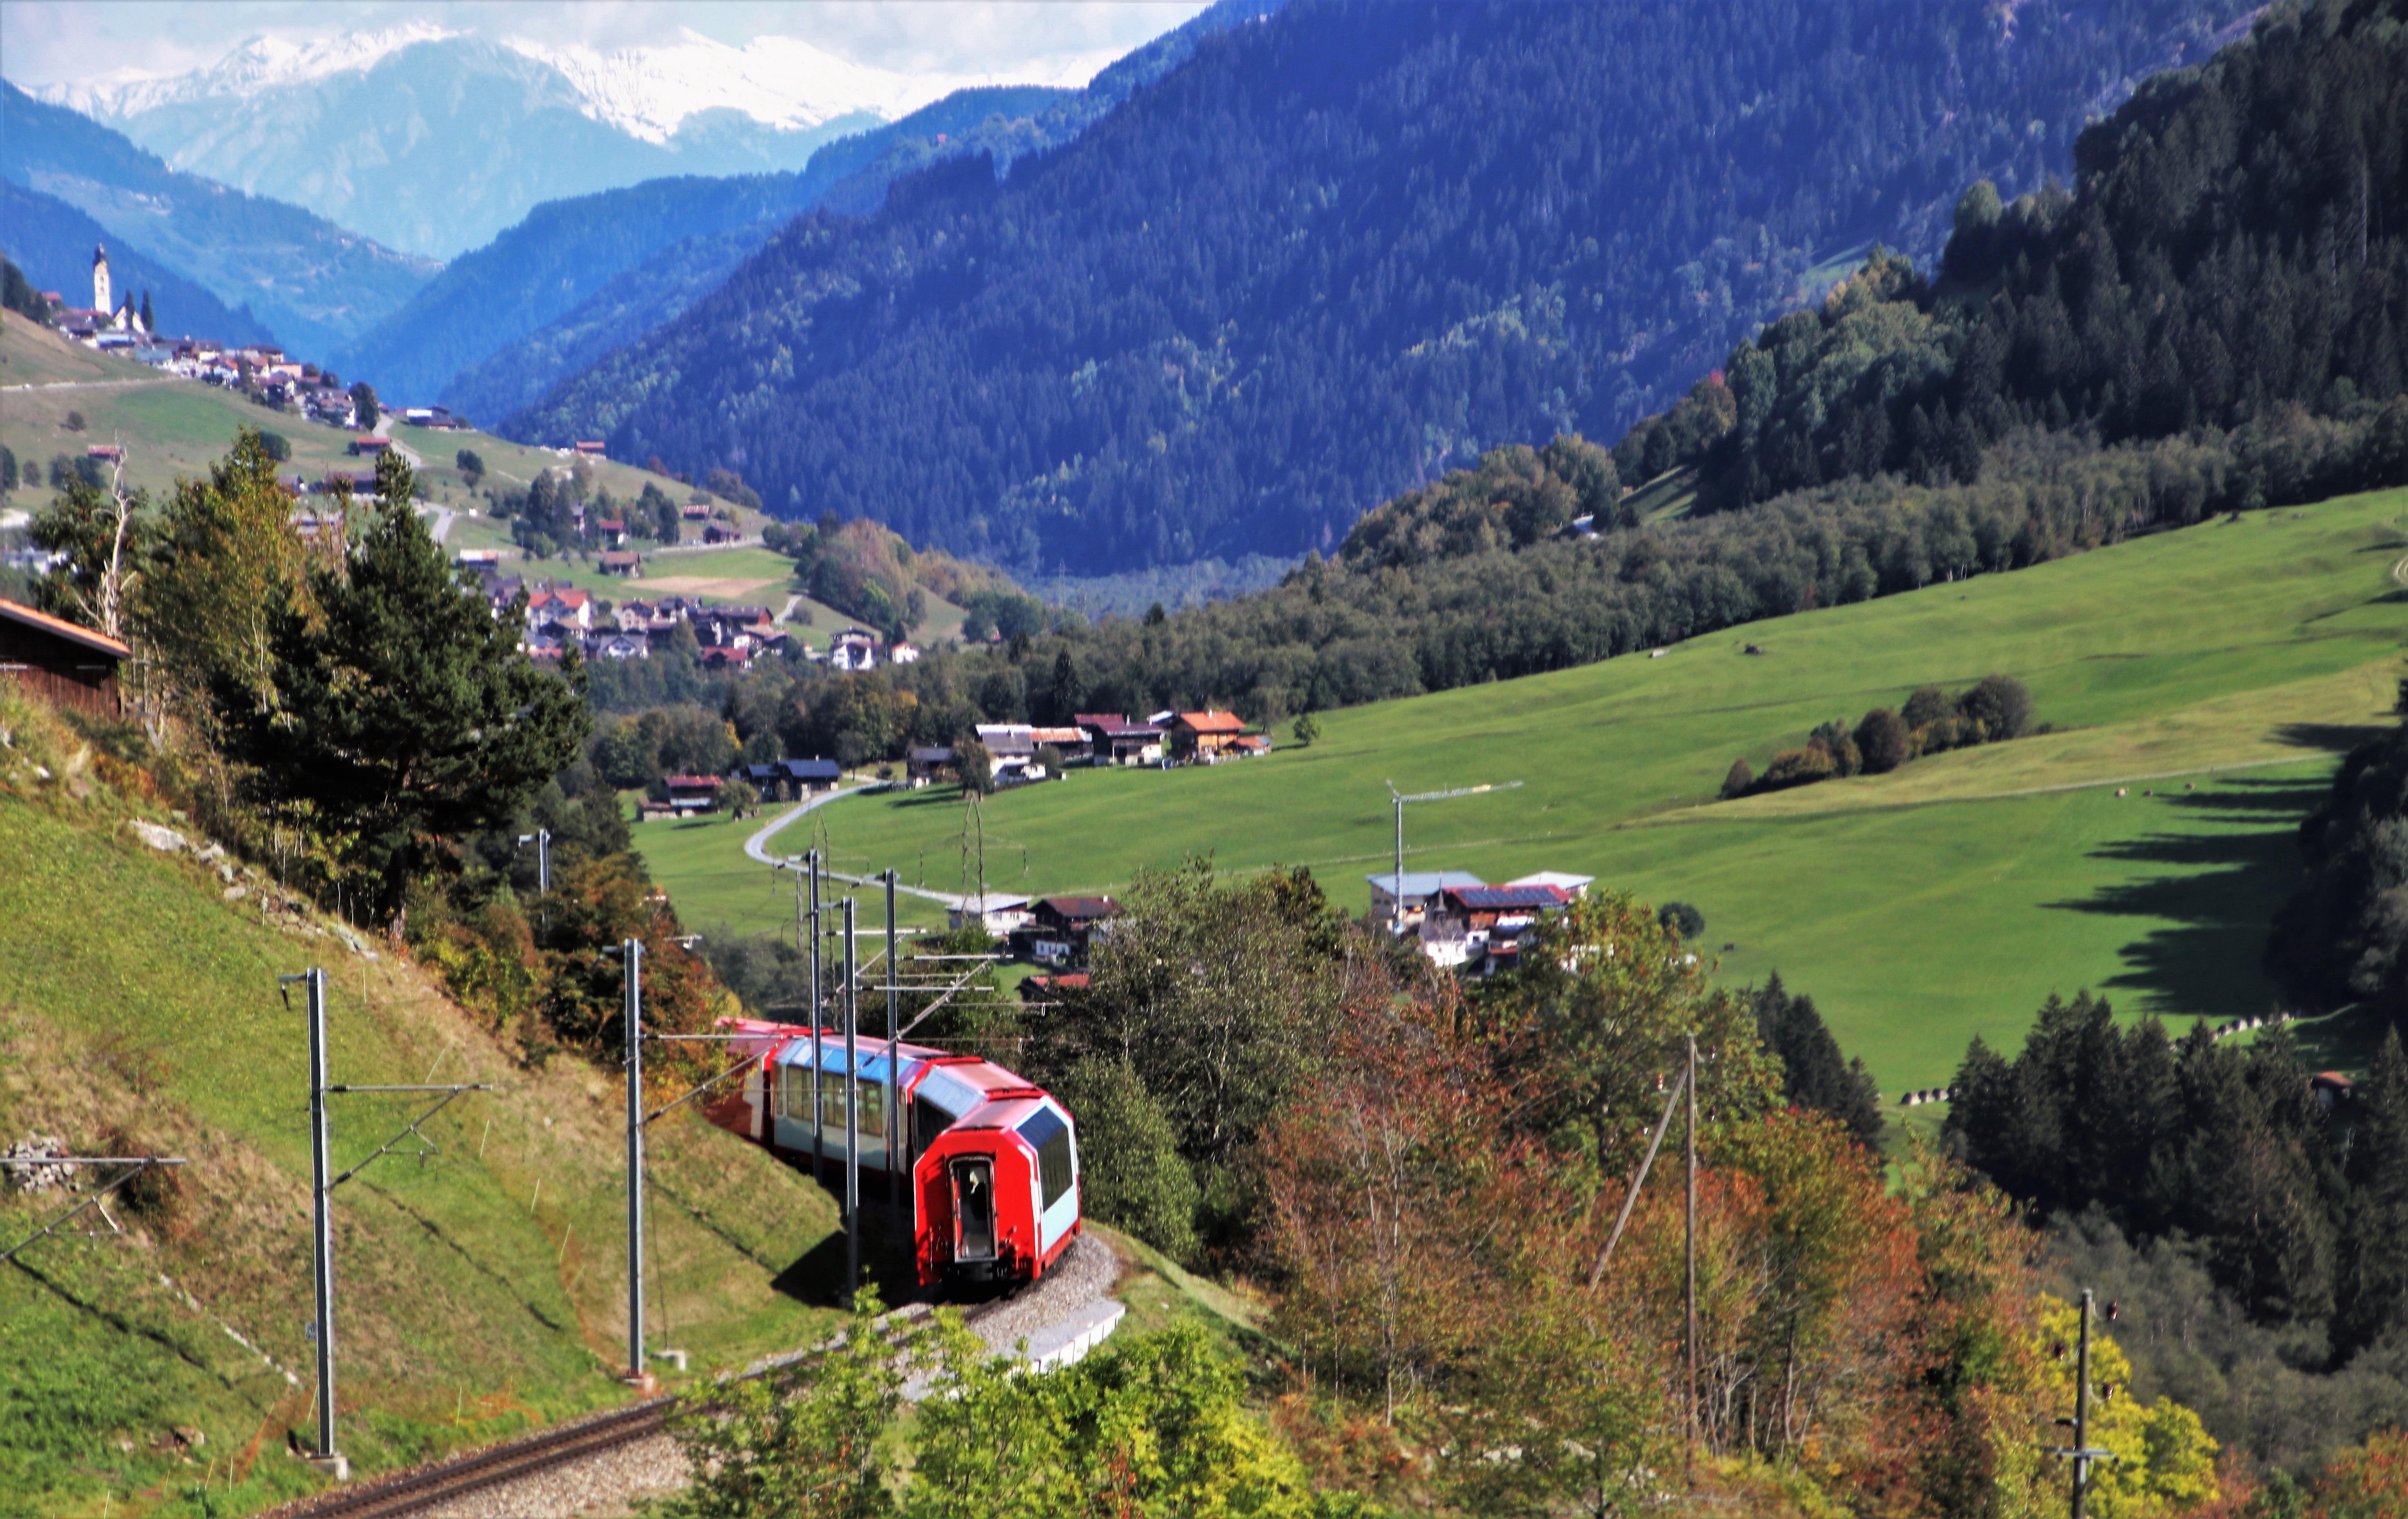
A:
91;244;110;315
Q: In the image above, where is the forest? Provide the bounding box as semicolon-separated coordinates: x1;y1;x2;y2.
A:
510;0;2254;574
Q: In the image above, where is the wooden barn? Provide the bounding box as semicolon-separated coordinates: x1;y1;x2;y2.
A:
0;597;127;719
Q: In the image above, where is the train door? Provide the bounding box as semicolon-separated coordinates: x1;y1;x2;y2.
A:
951;1157;996;1263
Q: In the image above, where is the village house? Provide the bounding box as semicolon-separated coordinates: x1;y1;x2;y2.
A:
660;775;723;816
889;642;920;665
1076;713;1164;766
1168;710;1249;762
0;596;127;719
974;723;1041;782
1508;871;1594;899
734;758;842;800
595;518;628;548
598;549;642;576
525;588;592;631
592;633;651;660
1029;725;1091;765
1366;870;1487;928
1019;896;1122;968
828;627;881;671
573;440;608;460
948;893;1034;937
907;746;956;787
348;436;393;457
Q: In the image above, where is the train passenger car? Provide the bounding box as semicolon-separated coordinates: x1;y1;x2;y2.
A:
704;1019;1082;1289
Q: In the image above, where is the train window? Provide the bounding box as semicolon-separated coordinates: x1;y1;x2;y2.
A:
1018;1106;1075;1211
952;1158;995;1260
914;1095;952;1153
778;1063;806;1121
857;1077;884;1139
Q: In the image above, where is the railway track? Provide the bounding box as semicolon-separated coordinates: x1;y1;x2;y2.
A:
258;1397;674;1519
261;1282;1043;1519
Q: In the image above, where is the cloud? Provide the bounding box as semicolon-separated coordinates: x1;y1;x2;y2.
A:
1;1;1213;91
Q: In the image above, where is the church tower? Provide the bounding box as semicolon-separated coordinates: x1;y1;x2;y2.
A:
91;244;110;314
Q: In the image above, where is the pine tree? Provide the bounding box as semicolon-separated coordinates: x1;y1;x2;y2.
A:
1048;648;1085;725
1753;973;1885;1147
138;289;153;333
218;451;587;925
2337;1027;2408;1358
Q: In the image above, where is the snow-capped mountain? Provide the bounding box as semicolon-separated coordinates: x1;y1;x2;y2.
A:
23;27;1120;259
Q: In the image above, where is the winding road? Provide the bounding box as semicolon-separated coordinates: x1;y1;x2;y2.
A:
739;786;972;909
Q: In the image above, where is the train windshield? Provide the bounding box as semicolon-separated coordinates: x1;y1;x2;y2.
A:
952;1158;996;1261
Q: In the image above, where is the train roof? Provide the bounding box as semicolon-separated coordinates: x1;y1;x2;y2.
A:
713;1018;1044;1107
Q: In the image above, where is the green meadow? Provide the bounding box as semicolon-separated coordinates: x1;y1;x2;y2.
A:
643;489;2408;1094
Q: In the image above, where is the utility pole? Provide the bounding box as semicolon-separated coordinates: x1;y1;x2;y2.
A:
843;897;860;1306
621;937;652;1391
1382;779;1522;931
1685;1032;1698;1464
2072;1289;2095;1519
516;829;550;895
276;966;487;1482
2049;1288;2113;1517
304;967;339;1474
811;852;824;1184
885;869;901;1224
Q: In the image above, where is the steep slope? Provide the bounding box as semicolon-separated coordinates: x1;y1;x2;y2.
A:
1;82;438;358
0;181;276;346
510;0;2255;574
0;690;843;1515
331;86;1068;409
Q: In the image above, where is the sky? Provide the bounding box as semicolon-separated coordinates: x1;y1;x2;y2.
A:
0;1;1214;91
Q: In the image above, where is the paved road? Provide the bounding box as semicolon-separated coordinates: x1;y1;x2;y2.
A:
740;787;972;909
0;377;174;393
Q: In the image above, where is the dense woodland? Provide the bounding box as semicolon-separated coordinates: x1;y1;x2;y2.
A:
513;0;2254;574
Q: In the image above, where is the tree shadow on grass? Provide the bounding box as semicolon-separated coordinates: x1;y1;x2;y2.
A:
2043;778;2330;1022
769;1205;926;1308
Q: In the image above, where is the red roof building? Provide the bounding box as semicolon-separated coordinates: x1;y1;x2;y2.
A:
0;597;128;719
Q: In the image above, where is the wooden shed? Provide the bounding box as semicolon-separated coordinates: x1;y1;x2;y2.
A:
0;597;127;719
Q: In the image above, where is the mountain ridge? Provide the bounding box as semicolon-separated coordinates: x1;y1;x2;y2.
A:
0;79;435;356
507;0;2257;577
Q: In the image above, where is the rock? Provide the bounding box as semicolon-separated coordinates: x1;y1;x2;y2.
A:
223;886;249;902
3;1135;73;1193
129;820;189;853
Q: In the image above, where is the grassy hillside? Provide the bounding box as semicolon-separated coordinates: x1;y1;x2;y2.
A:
0;701;850;1517
644;489;2408;1094
0;316;750;519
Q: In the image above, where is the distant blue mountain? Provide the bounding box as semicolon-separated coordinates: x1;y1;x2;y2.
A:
0;179;275;347
342;0;1284;421
332;84;1068;410
0;80;436;358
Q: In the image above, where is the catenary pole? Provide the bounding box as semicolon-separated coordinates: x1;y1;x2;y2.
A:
810;850;823;1183
304;967;340;1473
1685;1032;1699;1463
2072;1289;2095;1519
843;897;860;1306
885;870;900;1224
624;937;648;1387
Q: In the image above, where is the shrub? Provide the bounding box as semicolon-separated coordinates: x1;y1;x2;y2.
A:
1854;707;1909;773
1721;757;1755;798
1756;746;1837;792
1957;673;2033;740
1657;901;1705;940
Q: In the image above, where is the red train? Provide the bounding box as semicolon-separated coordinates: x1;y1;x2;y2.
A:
705;1019;1082;1288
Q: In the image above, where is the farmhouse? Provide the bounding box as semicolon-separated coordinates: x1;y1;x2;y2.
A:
1020;895;1122;967
661;775;723;815
948;893;1034;936
907;746;956;787
1168;710;1248;762
735;758;842;800
598;549;642;576
1029;726;1091;764
1076;713;1164;766
1366;870;1486;927
0;596;127;719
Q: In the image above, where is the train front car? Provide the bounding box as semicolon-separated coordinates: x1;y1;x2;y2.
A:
704;1019;1081;1290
